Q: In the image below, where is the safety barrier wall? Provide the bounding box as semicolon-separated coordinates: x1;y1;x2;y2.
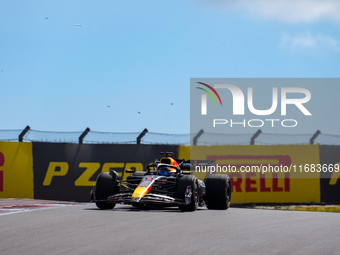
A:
1;141;340;203
319;145;340;203
33;143;178;201
0;142;33;199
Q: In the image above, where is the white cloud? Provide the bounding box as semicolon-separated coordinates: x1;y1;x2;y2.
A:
200;1;340;53
202;0;340;23
280;31;340;52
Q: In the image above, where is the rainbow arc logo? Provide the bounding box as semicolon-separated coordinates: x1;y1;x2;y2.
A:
196;82;222;115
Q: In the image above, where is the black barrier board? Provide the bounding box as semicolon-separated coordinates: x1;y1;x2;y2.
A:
33;143;179;202
320;145;340;203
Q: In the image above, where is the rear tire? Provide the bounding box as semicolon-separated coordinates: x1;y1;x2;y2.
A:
177;175;198;212
95;172;117;210
205;174;231;210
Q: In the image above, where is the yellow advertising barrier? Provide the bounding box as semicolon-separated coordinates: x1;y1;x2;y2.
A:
179;145;320;203
0;142;33;198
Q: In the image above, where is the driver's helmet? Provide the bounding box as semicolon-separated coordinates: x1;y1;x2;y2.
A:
157;166;172;176
159;157;179;171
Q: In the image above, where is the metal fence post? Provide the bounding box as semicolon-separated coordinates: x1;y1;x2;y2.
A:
137;128;148;144
79;127;91;144
19;125;30;142
310;130;321;144
193;129;204;145
250;129;262;145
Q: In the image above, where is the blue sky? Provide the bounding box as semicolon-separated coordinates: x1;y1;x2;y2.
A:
1;0;339;134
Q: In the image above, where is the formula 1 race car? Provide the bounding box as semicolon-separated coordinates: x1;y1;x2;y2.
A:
90;152;231;211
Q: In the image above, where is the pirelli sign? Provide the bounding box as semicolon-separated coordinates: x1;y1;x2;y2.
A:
180;145;321;203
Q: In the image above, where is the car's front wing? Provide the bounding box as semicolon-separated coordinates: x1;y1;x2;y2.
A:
95;192;187;207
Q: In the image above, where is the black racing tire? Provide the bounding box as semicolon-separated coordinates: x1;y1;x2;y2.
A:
95;202;114;210
205;174;231;210
177;175;198;212
95;172;117;210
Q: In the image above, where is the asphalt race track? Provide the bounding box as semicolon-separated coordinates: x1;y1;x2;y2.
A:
1;203;340;255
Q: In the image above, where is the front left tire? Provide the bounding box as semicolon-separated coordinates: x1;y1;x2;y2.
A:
94;172;117;210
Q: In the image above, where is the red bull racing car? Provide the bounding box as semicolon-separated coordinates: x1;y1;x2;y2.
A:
90;152;231;211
